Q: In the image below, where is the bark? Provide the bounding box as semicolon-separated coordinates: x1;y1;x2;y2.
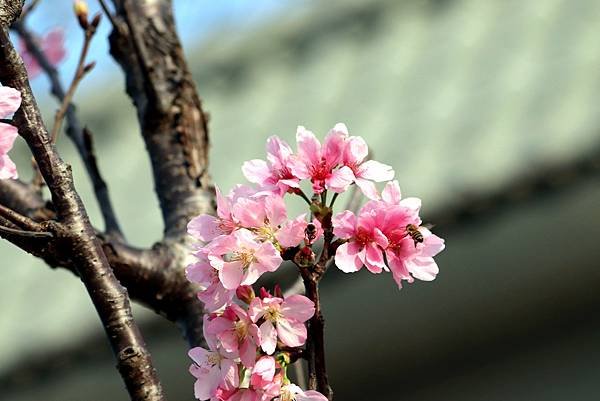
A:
0;18;164;401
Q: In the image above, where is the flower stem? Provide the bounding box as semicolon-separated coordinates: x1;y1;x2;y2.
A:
302;276;333;400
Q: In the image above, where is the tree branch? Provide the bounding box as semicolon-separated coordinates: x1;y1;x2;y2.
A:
0;18;164;401
107;0;213;238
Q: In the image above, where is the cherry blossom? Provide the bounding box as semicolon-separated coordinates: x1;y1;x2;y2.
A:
188;346;239;401
248;294;315;354
342;133;395;200
20;28;66;79
205;304;261;367
0;86;21;180
207;229;282;290
242;136;302;195
290;125;354;194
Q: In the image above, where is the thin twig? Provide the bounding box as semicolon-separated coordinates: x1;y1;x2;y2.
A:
0;203;45;231
49;24;96;143
0;224;52;238
98;0;119;28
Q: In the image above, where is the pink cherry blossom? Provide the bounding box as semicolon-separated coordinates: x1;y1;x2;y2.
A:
186;255;235;312
207;229;282;290
232;194;308;248
189;346;239;401
250;356;276;389
384;225;445;288
248;294;315;354
342;133;394;200
280;384;328;401
242;136;302;195
20;28;66;79
188;185;255;242
205;304;261;367
0;86;21;180
290;125;354;194
332;208;389;274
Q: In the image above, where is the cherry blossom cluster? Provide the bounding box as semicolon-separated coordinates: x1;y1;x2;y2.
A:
186;124;445;400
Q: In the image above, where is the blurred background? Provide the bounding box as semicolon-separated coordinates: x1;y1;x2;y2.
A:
2;0;600;400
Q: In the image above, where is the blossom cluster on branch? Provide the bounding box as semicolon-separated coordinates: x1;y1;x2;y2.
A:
186;124;445;400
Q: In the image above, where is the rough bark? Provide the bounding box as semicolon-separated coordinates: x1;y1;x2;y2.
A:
108;0;213;238
0;19;164;401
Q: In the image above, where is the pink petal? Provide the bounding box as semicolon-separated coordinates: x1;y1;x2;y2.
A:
187;214;222;242
343;135;368;166
221;358;240;390
254;242;283;272
276;215;307;248
364;243;385;274
248;298;265;322
322;124;348;167
259;321;277;355
239;338;257;368
0;154;18;180
242;159;271;185
332;210;357;239
406;257;439;281
296;126;321;168
264;195;287;226
357;160;394;182
266;135;293;166
0;87;21;118
188;346;210;365
334;241;364;273
232;197;265;227
355;178;380;200
185;260;214;286
382;180;402;204
276;318;307;347
281;295;315;322
400;197;422;212
325;166;354;193
251;356;276;388
215;185;231;219
219;261;245;290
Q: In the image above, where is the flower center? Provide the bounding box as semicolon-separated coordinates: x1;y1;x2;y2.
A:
234;320;248;340
229;248;256;268
264;306;283;322
354;229;371;246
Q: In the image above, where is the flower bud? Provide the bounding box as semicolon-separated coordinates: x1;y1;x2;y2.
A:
236;285;255;304
259;287;272;299
273;284;283;299
73;0;89;29
293;246;316;267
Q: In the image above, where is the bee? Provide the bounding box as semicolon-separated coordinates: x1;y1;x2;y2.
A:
405;224;423;247
305;223;317;244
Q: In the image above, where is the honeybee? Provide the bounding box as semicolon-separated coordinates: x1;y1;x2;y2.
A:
405;224;423;247
305;223;317;244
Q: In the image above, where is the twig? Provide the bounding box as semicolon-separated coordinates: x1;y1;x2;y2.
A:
98;0;119;28
0;224;52;238
0;203;45;231
298;196;334;400
12;17;125;239
0;22;164;401
49;19;97;143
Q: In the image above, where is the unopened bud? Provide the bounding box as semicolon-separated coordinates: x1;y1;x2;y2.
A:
73;0;89;29
259;287;272;299
91;12;102;29
293;246;316;267
274;284;283;299
83;61;96;74
236;285;255;304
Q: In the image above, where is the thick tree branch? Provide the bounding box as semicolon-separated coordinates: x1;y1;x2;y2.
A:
0;19;164;401
108;0;213;238
12;16;125;239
